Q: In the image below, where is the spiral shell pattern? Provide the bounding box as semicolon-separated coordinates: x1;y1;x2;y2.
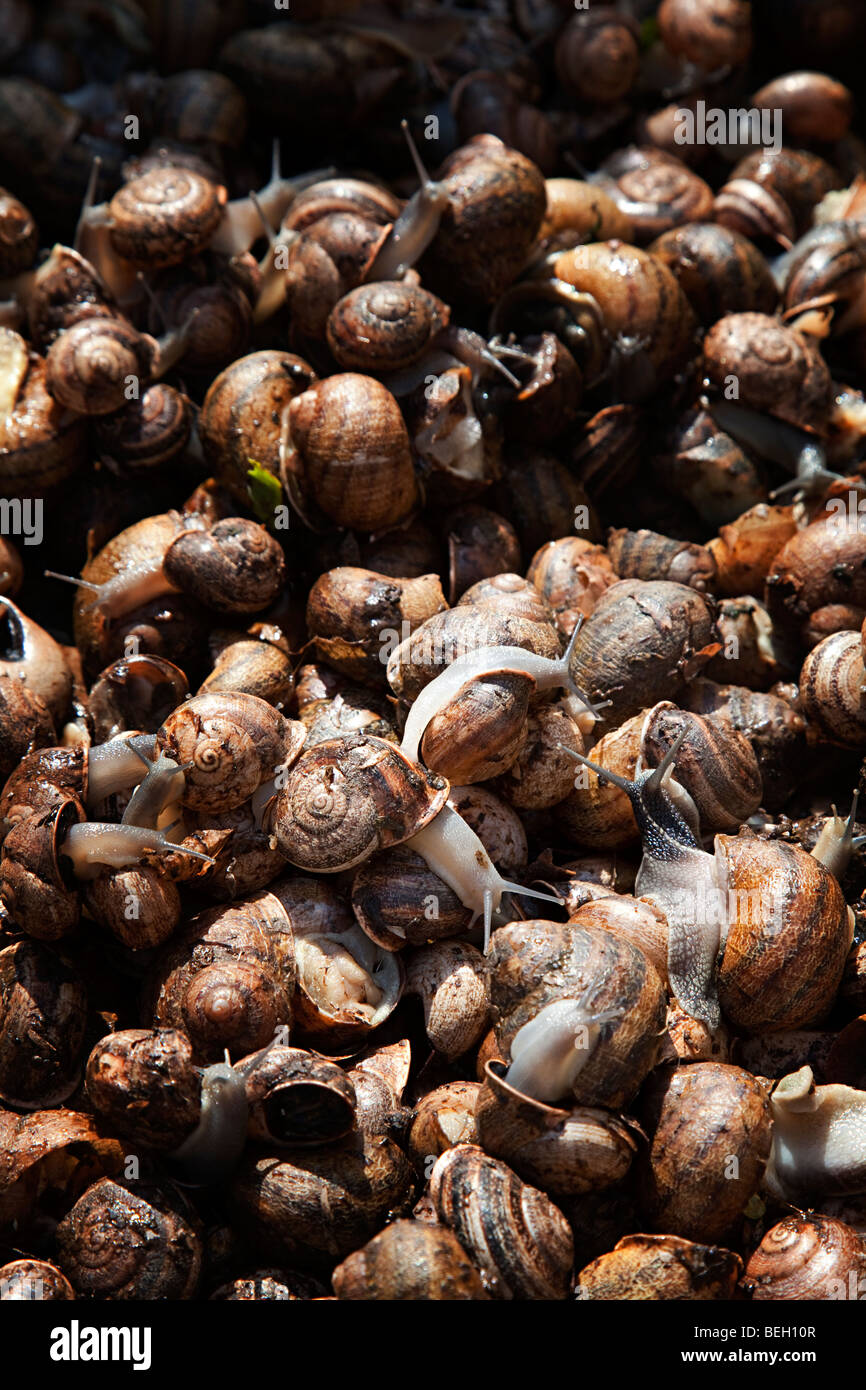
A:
430;1144;574;1299
273;733;449;872
108;167;225;268
46;318;155;417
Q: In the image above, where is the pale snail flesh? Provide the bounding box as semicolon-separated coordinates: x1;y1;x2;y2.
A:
170;1036;282;1187
766;1065;866;1200
503;997;624;1105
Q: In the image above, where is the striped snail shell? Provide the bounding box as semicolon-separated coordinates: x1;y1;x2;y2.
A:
272;732;449;872
326;281;449;373
429;1144;574;1299
800;630;866;748
108;166;226;268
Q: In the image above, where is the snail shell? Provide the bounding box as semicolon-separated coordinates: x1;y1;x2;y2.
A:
326;281;449;373
490;920;667;1110
577;1234;743;1301
0;187;36;276
287;374;419;532
475;1059;639;1197
272;733;449;873
96;383;193;472
715;836;853;1033
429;1144;574;1299
85;1027;202;1150
0;796;83;941
156;691;304;814
745;1214;866;1301
0;1260;74;1301
419;135;547;304
607;527;717;591
566;579;719;726
351;845;473;949
55;1178;202;1299
332;1219;489;1301
0;939;87;1109
243;1045;357;1146
702;312;831;431
651;223;778;325
108;166;226;268
658;0;752;67
46;317;156;417
198;349;317;506
554;9;639;105
638;1062;773;1244
162;518;286;615
596;148;715;243
800;630;866;748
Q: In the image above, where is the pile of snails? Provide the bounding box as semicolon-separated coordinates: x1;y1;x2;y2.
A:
3;0;866;1304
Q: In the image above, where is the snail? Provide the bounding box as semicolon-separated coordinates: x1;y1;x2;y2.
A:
744;1214;866;1301
764;1065;866;1200
561;726;853;1031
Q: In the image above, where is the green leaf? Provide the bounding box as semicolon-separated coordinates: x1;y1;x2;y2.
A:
246;460;284;529
639;16;659;49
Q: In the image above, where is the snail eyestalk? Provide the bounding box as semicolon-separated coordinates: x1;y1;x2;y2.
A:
366;119;451;281
60;822;216;878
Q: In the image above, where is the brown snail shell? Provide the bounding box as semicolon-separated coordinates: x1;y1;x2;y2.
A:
750;73;853;145
475;1060;639;1197
326;281;449;373
702;312;832;432
157;691;303;814
490;920;667;1110
800;630;866;747
407;1082;481;1168
641;702;763;829
0;1108;125;1236
421;671;533;784
0;186;36;276
0;1259;74;1301
446;506;521;603
46;318;156;417
84;865;181;950
269;876;403;1048
650;223;778;325
527;536;619;639
387;606;560;704
607;527;717;591
0;673;56;783
405;940;490;1061
0;939;87;1109
85;1028;202;1150
638;1062;773;1244
551;241;697;401
569;896;669;986
89;654;189;742
198;349;317;506
418;134;546;305
658;0;752;68
108;166;226;268
55;1178;202;1299
457;572;554;626
429;1144;574;1299
566;579;719;727
715;836;853;1033
745;1214;866;1300
502;331;583;445
707;502;796;597
767;515;866;628
162;517;286;615
495;699;584;810
596;147;715;243
145;893;296;1063
0;342;86;495
332;1219;489;1300
228;1131;413;1272
0;795;83;941
95;383;193;473
578;1234;743;1301
306;567;447;685
351;845;473;950
272;733;448;873
539;179;634;245
242;1045;356;1146
554;9;639;105
286;374;419;533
